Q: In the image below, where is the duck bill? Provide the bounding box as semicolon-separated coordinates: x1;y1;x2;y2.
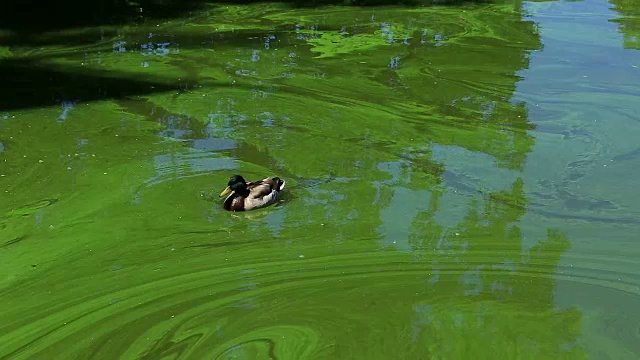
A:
219;186;232;197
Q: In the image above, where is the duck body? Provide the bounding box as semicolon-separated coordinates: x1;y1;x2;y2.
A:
219;175;285;211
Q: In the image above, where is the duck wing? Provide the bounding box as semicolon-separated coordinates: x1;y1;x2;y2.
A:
246;177;283;199
242;177;285;210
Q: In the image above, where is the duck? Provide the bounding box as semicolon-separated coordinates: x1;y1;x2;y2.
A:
219;175;285;211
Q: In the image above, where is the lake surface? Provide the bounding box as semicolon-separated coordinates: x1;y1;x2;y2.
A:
1;0;639;358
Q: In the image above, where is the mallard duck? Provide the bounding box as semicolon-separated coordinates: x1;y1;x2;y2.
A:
219;175;285;211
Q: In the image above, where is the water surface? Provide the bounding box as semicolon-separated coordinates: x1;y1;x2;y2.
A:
1;0;639;358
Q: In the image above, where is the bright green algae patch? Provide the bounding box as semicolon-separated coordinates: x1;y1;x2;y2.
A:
1;0;640;359
611;0;640;49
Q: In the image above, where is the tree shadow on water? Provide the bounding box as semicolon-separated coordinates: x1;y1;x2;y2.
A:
0;59;186;111
0;0;499;112
1;0;497;34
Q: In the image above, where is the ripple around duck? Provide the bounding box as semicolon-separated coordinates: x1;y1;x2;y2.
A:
143;151;237;188
1;248;639;359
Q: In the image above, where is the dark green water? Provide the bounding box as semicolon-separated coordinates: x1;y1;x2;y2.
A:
1;0;639;358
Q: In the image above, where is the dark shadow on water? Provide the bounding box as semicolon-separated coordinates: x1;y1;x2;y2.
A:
0;0;505;111
1;0;497;34
0;59;186;111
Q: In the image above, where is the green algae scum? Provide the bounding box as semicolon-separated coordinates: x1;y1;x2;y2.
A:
1;0;640;358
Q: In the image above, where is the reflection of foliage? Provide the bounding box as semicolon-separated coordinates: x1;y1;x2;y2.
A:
405;179;584;358
610;0;640;49
134;2;540;174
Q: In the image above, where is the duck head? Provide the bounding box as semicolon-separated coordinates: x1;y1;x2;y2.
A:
219;175;248;197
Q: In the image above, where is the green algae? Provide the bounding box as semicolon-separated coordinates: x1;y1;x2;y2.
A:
610;0;640;49
0;0;639;359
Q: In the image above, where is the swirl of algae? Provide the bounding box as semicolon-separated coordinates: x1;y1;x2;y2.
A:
212;326;322;359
